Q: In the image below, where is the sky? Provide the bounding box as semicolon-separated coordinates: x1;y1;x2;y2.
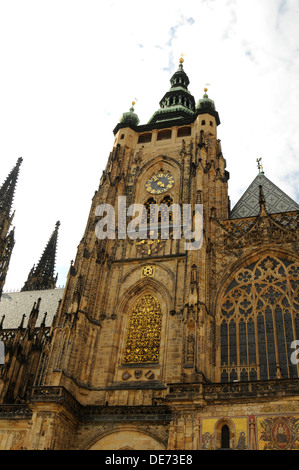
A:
0;0;299;291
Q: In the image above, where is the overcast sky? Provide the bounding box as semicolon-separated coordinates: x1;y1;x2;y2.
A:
0;0;299;291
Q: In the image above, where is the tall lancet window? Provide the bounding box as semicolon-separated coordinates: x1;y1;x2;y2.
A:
219;255;299;382
123;294;162;364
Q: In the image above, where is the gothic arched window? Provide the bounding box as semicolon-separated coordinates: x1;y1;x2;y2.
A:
144;196;174;240
160;195;173;224
123;294;162;364
145;197;156;224
219;255;299;382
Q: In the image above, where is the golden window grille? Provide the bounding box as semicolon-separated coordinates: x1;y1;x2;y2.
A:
123;294;162;364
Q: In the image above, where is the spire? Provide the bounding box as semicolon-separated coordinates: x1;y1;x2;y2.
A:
0;157;22;219
148;56;196;124
21;221;60;292
27;297;41;332
0;158;22;299
0;227;15;298
258;184;267;216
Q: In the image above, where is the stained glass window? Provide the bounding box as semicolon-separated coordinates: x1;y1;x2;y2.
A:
219;255;299;382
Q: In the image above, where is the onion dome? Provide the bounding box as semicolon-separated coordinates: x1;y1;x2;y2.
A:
196;88;216;112
196;87;220;125
119;101;140;126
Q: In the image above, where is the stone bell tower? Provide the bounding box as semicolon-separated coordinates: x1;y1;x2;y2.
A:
27;58;229;450
1;57;299;451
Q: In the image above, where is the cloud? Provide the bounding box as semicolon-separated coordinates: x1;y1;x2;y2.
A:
187;17;195;25
278;0;288;15
0;0;299;290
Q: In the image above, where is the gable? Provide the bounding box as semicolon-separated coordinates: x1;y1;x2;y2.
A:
230;174;299;219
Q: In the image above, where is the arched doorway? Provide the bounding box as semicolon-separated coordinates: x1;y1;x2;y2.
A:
88;429;165;450
221;425;230;449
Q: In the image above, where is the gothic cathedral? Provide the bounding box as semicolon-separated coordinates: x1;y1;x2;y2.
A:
0;58;299;450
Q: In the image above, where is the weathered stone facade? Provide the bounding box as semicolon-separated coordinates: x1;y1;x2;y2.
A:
0;60;299;450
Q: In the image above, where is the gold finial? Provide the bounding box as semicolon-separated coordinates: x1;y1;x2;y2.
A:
132;101;136;106
256;157;264;175
204;82;211;93
179;53;184;64
204;83;211;94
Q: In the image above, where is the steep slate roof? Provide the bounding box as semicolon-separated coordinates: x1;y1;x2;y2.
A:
230;173;299;219
0;288;64;329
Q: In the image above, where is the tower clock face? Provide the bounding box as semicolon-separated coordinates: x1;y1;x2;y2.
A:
145;172;174;195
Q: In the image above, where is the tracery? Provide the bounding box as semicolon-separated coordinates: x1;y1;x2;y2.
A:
219;255;299;382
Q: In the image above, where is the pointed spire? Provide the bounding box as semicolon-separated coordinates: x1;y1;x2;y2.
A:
21;221;60;292
27;297;41;332
0;158;21;300
19;314;26;329
41;312;47;328
258;185;267;216
0;157;22;219
148;56;196;124
0;227;15;299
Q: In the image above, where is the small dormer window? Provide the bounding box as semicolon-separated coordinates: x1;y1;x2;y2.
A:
201;120;206;125
157;130;172;141
177;126;191;138
120;134;125;139
138;133;152;144
210;121;213;127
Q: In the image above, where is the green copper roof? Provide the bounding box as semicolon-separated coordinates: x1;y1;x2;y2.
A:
230;173;299;219
147;60;196;124
113;59;220;133
196;90;216;112
119;104;140;126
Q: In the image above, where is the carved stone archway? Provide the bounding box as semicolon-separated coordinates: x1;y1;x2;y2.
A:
84;427;166;450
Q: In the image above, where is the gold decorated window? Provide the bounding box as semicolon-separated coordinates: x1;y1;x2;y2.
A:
123;294;162;364
219;255;299;382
